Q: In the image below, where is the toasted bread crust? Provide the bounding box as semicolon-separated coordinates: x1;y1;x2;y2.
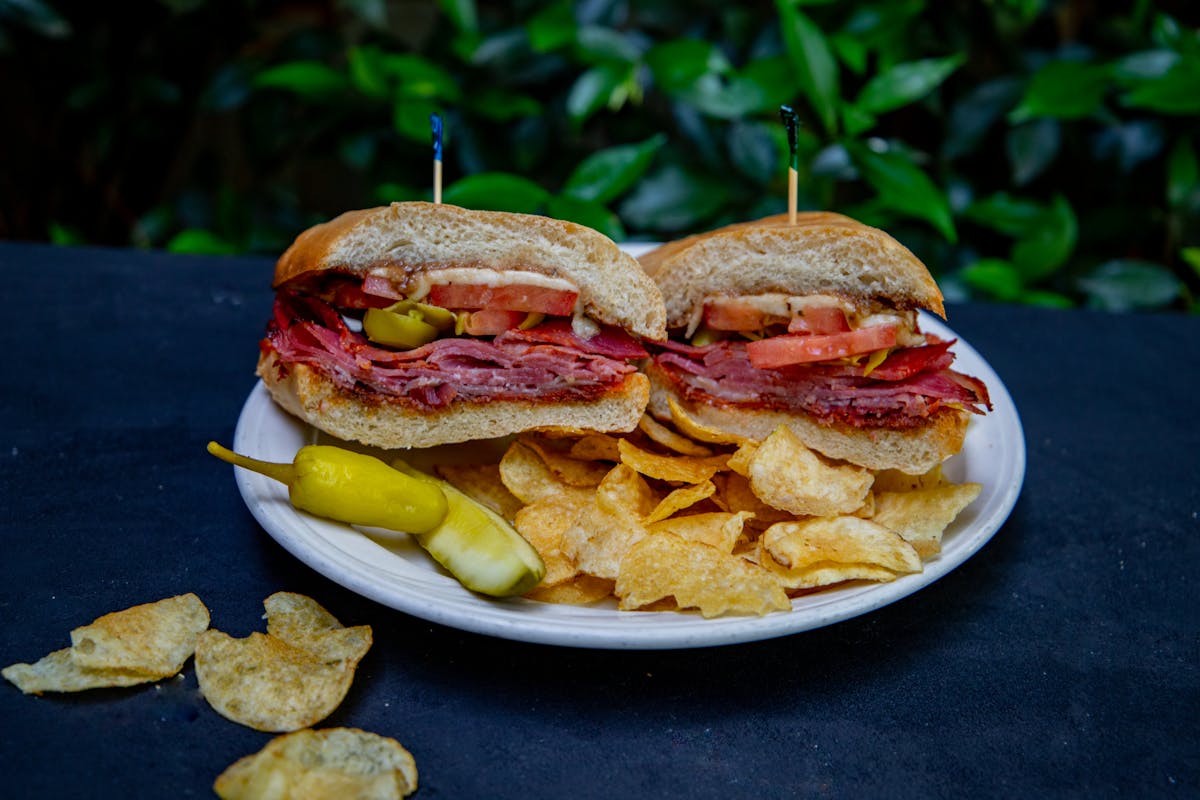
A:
645;363;968;474
639;212;944;329
275;202;666;341
258;352;651;450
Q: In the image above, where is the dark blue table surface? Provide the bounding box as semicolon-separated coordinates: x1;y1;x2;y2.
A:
1;242;1197;799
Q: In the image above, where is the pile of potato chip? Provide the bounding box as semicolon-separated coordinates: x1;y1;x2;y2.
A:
438;399;982;618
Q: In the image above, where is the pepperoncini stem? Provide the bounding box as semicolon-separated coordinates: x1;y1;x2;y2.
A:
207;441;295;485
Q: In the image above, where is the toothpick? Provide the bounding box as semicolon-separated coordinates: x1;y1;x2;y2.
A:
779;106;800;225
430;112;444;205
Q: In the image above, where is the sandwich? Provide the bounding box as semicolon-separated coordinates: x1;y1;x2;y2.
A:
638;212;991;474
257;202;666;449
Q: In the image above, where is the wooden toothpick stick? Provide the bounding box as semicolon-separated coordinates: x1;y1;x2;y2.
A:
779;105;800;225
430;112;444;205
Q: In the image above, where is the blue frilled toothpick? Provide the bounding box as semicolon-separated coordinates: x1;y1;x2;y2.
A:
430;112;444;204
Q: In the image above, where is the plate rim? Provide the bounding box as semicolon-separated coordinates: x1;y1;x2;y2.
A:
230;314;1025;650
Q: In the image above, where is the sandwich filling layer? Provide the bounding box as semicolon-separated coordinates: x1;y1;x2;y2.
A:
261;284;645;411
650;295;990;429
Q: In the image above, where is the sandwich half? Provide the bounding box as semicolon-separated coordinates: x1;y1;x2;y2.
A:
258;201;666;449
639;212;991;474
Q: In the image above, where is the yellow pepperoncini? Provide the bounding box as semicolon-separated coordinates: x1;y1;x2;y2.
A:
861;348;891;377
207;442;448;534
363;300;457;349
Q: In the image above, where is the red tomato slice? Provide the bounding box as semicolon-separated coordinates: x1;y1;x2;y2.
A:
461;309;527;336
746;325;898;368
787;306;850;335
703;299;770;331
427;283;578;315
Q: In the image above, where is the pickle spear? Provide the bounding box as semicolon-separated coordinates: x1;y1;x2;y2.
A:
392;460;545;597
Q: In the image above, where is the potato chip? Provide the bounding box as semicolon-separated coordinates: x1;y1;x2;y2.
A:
712;472;795;525
637;413;714;457
615;534;790;617
3;593;210;695
214;727;418;800
617;439;729;483
562;465;657;579
873;464;944;493
69;592;209;677
514;496;589;587
644;481;716;524
2;648;158;695
434;462;523;520
747;426;872;516
195;630;357;733
499;441;594;506
263;592;373;665
647;511;753;553
758;517;922;590
666;396;752;445
872;483;982;557
520;436;610;487
568;434;622;462
725;441;758;477
525;575;615;605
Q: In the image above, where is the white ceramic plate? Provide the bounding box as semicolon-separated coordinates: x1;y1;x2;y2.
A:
230;315;1024;650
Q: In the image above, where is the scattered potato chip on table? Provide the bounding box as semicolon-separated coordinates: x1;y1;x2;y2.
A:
195;593;371;732
214;727;418;800
2;593;210;695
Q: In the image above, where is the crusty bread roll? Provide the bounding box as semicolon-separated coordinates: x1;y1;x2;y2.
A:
639;212;981;474
260;353;651;450
639;211;944;329
276;202;665;341
645;364;968;475
259;202;666;449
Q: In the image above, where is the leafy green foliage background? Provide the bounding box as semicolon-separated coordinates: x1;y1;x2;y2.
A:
2;0;1197;310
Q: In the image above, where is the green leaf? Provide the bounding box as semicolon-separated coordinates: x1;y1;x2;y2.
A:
943;77;1024;160
1010;195;1077;281
379;53;460;101
563;133;666;204
437;0;478;34
443;173;549;214
1006;118;1060;186
1079;260;1183;311
1120;57;1200;114
960;259;1024;302
253;61;348;96
526;0;575;53
467;88;542;121
47;222;85;246
545;196;626;241
854;55;965;115
574;25;645;64
617;164;730;233
392;97;442;143
775;1;840;135
1111;49;1181;82
347;46;390;98
566;63;631;125
846;141;956;242
166;229;238;256
727;121;785;186
739;56;802;113
964;192;1047;237
677;72;768;119
645;39;730;94
1009;60;1111;122
1181;247;1200;279
1167;138;1198;207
